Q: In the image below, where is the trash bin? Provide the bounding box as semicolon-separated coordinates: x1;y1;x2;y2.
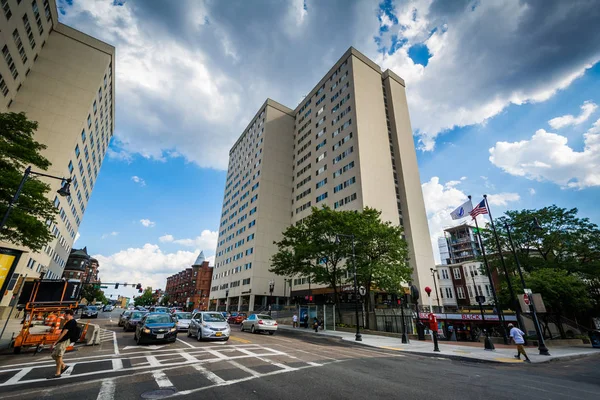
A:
590;330;600;348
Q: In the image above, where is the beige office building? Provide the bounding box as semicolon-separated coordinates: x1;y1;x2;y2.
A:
209;47;434;312
0;0;115;317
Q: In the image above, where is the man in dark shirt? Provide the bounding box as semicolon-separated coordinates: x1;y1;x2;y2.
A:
49;309;78;378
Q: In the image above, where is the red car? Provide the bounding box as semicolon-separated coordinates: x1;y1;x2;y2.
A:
228;313;247;324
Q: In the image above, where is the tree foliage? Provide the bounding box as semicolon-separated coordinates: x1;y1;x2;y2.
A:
0;112;57;251
134;287;155;307
270;206;411;317
80;284;107;305
483;205;600;322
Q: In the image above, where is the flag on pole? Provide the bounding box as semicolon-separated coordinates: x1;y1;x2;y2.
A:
450;200;473;220
470;199;489;218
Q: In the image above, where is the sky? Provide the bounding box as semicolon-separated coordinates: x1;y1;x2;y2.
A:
56;0;600;301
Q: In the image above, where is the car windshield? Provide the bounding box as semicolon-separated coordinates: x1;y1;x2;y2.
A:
87;306;97;311
131;312;144;319
175;312;192;319
123;311;131;317
204;313;226;322
257;315;273;320
154;307;168;313
146;315;173;324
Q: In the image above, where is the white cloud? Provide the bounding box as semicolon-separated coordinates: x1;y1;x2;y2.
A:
74;232;80;243
422;177;521;263
489;118;600;189
101;231;119;239
93;244;200;292
529;188;536;196
169;230;219;251
159;234;174;243
548;101;597;129
486;193;521;207
375;1;600;150
140;219;156;228
131;176;146;186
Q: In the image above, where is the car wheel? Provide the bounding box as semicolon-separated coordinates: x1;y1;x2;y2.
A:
269;331;274;336
251;325;257;334
240;324;245;332
197;330;202;342
187;330;191;338
136;334;143;345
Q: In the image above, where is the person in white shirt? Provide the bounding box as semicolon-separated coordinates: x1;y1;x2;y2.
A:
292;313;298;328
508;323;531;363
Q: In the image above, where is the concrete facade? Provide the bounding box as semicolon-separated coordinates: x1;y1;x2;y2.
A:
0;0;115;316
210;47;435;311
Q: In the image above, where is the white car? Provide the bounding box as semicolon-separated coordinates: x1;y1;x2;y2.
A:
174;312;192;331
240;314;278;335
82;306;99;318
188;312;230;341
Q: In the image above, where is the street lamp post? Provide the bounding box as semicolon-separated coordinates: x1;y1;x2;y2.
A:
1;166;72;236
399;295;409;344
411;285;425;340
429;268;442;313
471;274;495;350
225;289;229;312
268;280;274;315
335;233;362;342
504;219;550;356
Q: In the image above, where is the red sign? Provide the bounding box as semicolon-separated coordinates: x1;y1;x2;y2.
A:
428;313;437;331
523;294;531;306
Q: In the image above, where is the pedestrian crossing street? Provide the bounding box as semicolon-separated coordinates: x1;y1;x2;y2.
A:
0;341;403;399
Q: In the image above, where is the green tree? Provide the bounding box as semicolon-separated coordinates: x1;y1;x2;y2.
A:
134;287;155;307
483;205;600;328
0;112;57;252
160;295;170;306
271;206;411;324
352;208;411;327
80;284;107;305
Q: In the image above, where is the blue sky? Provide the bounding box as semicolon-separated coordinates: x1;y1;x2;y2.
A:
57;0;600;298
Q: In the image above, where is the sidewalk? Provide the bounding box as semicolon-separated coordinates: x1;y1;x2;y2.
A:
0;317;23;350
279;325;600;364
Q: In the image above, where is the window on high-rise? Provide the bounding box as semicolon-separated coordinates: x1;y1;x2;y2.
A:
0;73;8;96
2;45;18;79
12;29;26;64
1;0;12;20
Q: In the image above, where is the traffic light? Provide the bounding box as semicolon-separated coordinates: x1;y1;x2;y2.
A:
138;288;143;293
114;283;119;289
93;284;101;289
136;283;142;290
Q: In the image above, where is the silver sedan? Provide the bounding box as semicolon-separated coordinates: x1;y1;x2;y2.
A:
240;314;278;335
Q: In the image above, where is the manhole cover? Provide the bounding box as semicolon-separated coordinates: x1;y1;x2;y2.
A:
141;389;177;399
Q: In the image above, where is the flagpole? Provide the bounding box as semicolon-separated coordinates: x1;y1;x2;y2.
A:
483;194;525;339
468;195;509;346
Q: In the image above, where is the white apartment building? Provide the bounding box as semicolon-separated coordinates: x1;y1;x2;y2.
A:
209;47;435;311
0;0;115;317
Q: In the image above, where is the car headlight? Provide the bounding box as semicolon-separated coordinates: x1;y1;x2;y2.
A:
143;328;150;334
170;327;177;332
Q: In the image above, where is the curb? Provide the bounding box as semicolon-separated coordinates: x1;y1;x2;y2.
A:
278;327;600;365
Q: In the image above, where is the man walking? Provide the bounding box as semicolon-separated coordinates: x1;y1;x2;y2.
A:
508;323;531;363
49;309;78;378
292;313;298;328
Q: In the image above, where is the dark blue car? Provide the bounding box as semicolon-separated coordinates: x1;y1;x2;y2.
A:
134;312;177;345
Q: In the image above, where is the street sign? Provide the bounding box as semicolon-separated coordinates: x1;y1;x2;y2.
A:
523;294;531;306
524;288;532;295
359;286;366;296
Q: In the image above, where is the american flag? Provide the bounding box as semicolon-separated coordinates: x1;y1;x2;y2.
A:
470;199;488;218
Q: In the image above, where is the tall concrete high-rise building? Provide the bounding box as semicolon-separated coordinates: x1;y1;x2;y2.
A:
0;0;115;317
209;47;434;312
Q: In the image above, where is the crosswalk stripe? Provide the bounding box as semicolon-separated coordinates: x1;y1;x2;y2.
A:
4;367;32;385
96;379;116;400
227;360;260;377
193;364;226;385
152;370;174;388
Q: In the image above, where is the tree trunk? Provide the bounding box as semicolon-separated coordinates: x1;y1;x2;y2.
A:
556;311;567;339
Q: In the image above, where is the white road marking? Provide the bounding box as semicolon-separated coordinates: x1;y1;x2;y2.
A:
205;349;227;359
146;356;161;367
112;331;119;355
96;379;116;400
122;345;167;351
227;360;260;377
152;370;174;388
61;365;74;377
179;352;199;362
176;338;195;348
192;364;226;385
112;359;123;371
4;368;32;385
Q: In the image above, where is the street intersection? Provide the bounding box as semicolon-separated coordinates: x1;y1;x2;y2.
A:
0;310;598;400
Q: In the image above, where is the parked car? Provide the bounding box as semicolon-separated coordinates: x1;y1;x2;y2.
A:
220;311;230;319
240;314;278;335
174;312;192;331
134;312;177;345
123;311;147;331
118;310;132;326
82;306;99;319
103;305;114;312
228;312;247;324
188;312;230;341
152;306;169;313
170;307;183;314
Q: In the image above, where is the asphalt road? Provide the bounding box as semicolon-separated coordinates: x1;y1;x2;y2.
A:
0;309;598;399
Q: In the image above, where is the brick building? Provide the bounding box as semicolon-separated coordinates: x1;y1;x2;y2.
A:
62;247;99;284
165;251;212;311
